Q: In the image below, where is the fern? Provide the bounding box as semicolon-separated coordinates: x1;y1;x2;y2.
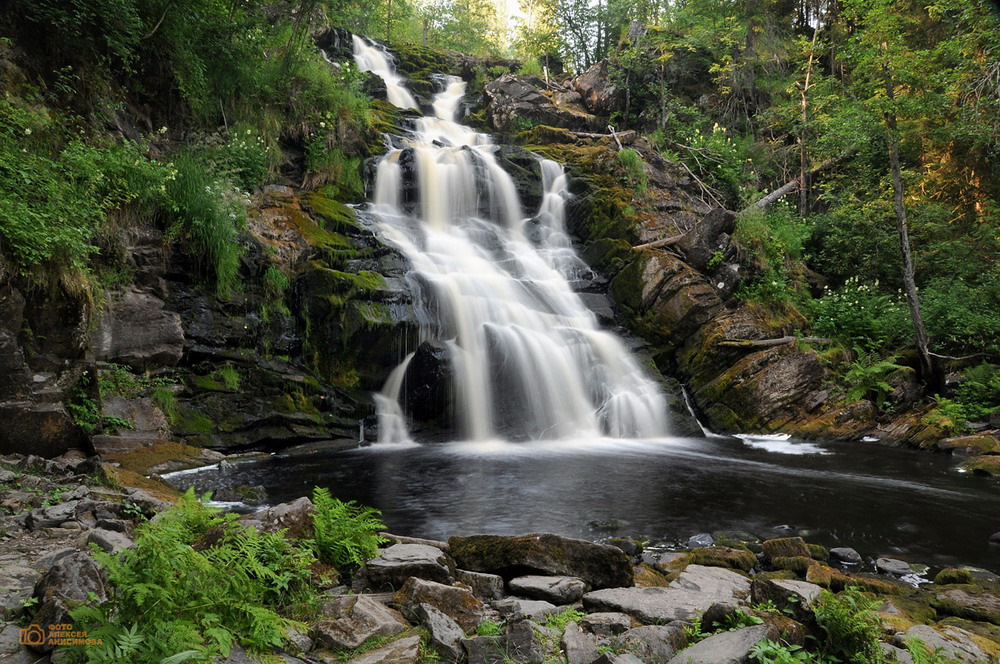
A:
310;487;387;571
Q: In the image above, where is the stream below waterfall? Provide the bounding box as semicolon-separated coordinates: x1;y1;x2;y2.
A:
170;435;1000;574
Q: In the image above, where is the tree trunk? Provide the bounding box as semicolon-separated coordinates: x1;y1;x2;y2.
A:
748;148;857;210
883;59;936;387
386;0;392;43
799;28;819;217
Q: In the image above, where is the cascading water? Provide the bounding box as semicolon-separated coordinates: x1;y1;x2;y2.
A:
355;40;669;443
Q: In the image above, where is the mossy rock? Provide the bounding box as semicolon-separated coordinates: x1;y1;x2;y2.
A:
806;544;830;562
309;193;364;233
936;568;976;585
173;406;215;436
103;464;181;503
960;455;1000;476
930;585;1000;625
938;616;1000;645
762;537;810;560
634;563;672;587
771;556;819;576
688;546;757;572
935;435;1000;455
105;441;217;475
805;565;906;595
755;570;799;582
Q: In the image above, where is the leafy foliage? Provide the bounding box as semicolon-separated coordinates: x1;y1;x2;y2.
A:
310;487;387;571
813;586;886;664
843;351;909;409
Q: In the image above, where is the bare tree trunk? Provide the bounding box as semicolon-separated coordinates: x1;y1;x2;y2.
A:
798;28;819;217
883;57;936;386
748;148;857;210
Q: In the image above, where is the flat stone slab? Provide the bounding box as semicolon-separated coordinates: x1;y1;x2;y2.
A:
508;575;586;604
356;543;454;591
312;594;409;650
666;624;773;664
493;597;560;620
583;565;751;623
904;624;991;663
348;634;421;664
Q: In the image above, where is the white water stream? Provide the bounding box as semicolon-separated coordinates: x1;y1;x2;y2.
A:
355;39;669;443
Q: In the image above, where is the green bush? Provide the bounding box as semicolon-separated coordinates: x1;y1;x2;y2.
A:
952;363;1000;421
808;277;911;351
310;487;386;571
842;350;909;409
920;278;1000;356
617;148;648;198
814;586;885;663
732;206;810;305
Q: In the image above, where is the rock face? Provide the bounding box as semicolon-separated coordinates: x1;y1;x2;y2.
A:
449;533;633;589
484;74;602;133
572;60;621;116
91;287;184;370
583;565;751;623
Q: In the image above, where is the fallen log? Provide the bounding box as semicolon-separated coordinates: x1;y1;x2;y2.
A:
717;336;832;349
632;233;687;251
748;148;858;210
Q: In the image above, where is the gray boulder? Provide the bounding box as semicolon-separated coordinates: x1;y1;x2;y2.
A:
30;553;106;653
394;577;486;632
903;624;992;663
617;625;687;661
877;558;914;576
583;565;751;623
416;603;465;662
347;634;421;664
449;533;633;589
593;654;645;664
830;547;862;564
580;612;634;637
562;621;600;664
86;528;133;554
462;636;506;664
457;569;505;600
504;616;545;663
494;597;559;621
750;578;822;624
91;287;184;370
311;595;409;650
509;575;587;604
665;624;773;664
355;543;455;592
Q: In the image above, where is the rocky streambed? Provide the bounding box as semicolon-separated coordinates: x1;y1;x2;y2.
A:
4;452;1000;664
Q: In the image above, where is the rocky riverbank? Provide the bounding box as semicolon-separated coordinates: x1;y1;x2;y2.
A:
3;453;1000;664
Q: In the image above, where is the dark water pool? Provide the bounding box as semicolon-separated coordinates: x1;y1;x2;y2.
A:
166;434;1000;574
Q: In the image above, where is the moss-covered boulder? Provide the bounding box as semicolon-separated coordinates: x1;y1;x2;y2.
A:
688;546;757;572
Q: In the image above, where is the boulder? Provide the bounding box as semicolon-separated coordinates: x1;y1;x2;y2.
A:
86;528;133;554
449;533;633;589
401;340;453;426
347;634;421;664
484;74;602;133
508;575;587;604
355;543;455;592
572;60;621;116
504;616;545;663
930;586;1000;625
580;612;634;637
876;558;914;577
583;565;751;623
236;497;314;539
416;603;465;662
493;597;560;621
31;552;106;653
592;654;645;664
457;569;505;600
829;547;862;565
394;577;486;632
665;624;774;664
617;625;688;661
762;537;810;560
91;287;184;370
0;402;86;458
25;501;80;531
903;624;992;663
562;621;600;664
462;636;506;664
311;595;409;650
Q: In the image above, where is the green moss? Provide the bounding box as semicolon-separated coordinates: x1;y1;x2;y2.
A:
287;207;353;251
771;556;819;575
807;544;830;562
935;568;975;585
309;193;362;232
105;441;214;475
688;546;756;572
174;406;215;436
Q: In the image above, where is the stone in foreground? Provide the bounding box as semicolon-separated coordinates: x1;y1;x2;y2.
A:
493;597;560;620
347;634;421;664
617;624;687;661
508;575;587;604
666;624;774;664
417;603;465;662
312;595;409;650
395;577;486;632
583;565;751;623
903;624;992;663
449;533;633;589
562;621;600;664
355;543;454;591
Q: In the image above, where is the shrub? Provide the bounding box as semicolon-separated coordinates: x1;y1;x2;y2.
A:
310;487;387;571
808;277;911;351
814;586;885;663
952;363;1000;421
843;351;909;409
617;148;648;197
732;206;810;305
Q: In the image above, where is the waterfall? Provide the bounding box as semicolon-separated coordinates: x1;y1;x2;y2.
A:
354;40;669;443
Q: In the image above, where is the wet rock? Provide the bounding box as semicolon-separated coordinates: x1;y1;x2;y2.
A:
449;533;633;589
666;624;774;664
750;578;822;624
617;624;688;661
355;543;455;592
562;621;600;664
401;340;453;426
456;569;505;600
580;612;634;637
508;575;586;604
394;577;486;632
902;624;991;663
85;528;133;554
236;497;314;539
493;597;559;621
583;565;751;623
416;603;464;662
762;537;810;560
876;558;914;577
311;595;409;650
91;287;184;370
830;547;862;565
504;616;545;663
989;532;1000;545
347;634;421;664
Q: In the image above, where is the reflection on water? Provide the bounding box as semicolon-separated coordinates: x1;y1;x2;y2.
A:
167;435;1000;573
